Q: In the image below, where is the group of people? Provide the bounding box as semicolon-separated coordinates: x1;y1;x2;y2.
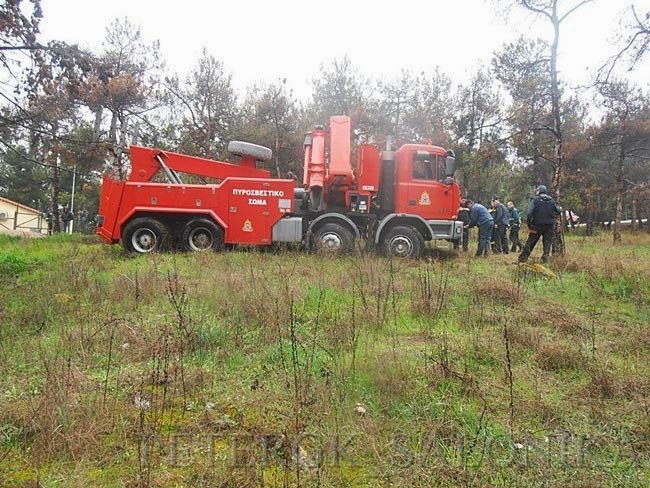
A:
458;185;562;264
45;206;74;234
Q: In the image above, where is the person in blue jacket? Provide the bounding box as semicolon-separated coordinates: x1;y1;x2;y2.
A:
464;199;494;257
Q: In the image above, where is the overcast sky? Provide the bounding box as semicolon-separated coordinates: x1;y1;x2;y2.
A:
39;0;649;99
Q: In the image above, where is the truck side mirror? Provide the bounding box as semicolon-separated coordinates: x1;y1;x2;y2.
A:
445;151;456;177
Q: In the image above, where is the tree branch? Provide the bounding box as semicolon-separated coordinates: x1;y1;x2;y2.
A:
520;0;552;21
0;139;92;177
0;44;46;52
560;0;594;23
597;6;650;83
162;81;199;130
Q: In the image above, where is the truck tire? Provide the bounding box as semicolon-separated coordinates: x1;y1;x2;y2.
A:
227;141;273;162
314;222;354;254
122;217;169;254
382;225;423;259
181;218;225;252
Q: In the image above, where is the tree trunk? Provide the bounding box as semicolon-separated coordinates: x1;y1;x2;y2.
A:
108;111;128;178
550;3;565;255
93;107;103;139
274;112;282;178
585;200;593;236
109;109;118;143
50;152;61;234
613;140;625;244
514;0;595;253
631;193;638;233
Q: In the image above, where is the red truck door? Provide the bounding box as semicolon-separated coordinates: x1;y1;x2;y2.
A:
396;149;456;219
223;179;295;245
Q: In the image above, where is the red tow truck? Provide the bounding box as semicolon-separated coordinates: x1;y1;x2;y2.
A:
97;116;463;258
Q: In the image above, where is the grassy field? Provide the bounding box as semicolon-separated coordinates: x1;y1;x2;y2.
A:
0;231;648;487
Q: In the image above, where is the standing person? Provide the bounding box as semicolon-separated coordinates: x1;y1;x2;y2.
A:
488;206;498;252
464;200;494;257
506;200;522;252
456;200;470;251
61;206;73;233
45;210;53;235
518;185;562;264
491;196;509;254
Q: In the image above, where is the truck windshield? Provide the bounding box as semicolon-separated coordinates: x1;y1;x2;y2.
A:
412;153;447;181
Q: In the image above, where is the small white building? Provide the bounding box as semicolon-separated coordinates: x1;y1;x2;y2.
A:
0;196;48;236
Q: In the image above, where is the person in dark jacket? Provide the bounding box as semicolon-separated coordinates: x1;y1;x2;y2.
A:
61;206;73;233
518;185;561;264
488;206;498;251
465;200;494;257
506;200;522;252
491;196;509;254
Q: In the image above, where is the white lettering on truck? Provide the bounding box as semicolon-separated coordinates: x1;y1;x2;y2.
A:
232;188;285;197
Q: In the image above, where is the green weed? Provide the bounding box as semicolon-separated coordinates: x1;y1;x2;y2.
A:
0;232;648;486
0;252;29;277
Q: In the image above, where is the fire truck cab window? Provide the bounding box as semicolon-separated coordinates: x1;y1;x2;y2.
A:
435;155;447;181
412;155;434;180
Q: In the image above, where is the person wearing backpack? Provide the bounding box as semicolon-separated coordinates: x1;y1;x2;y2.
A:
518;185;561;264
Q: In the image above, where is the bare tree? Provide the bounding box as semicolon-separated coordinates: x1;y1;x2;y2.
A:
598;5;650;83
494;0;594;255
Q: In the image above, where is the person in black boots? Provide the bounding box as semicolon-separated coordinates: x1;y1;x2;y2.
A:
518;185;562;264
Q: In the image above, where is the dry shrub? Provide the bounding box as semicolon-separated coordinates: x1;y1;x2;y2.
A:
366;352;417;402
583;364;649;401
467;336;500;367
616;374;649;400
61;316;151;366
473;281;522;307
532;303;585;336
466;306;507;330
534;342;583;372
10;358;110;462
553;254;595;273
585;367;618;399
507;324;543;350
109;257;171;309
201;258;301;346
622;326;650;355
409;260;451;318
528;397;563;427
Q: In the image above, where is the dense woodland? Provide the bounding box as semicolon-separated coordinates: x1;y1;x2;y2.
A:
1;0;649;241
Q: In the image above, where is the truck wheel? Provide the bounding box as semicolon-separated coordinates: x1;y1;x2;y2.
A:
122;217;169;254
182;218;224;252
227;141;273;162
314;223;354;254
382;226;423;259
